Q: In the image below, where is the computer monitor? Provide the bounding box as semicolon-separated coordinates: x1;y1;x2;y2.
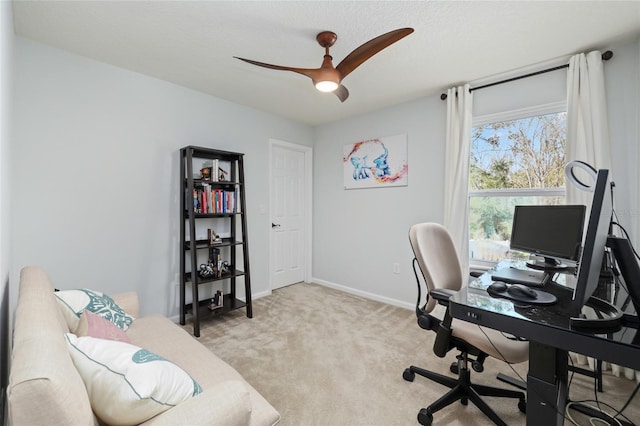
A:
571;169;613;313
510;204;587;271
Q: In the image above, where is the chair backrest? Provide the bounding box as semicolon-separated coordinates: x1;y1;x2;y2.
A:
409;223;464;313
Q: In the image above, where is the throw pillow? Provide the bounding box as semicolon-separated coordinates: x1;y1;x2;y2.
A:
76;309;131;344
65;334;202;425
55;288;134;332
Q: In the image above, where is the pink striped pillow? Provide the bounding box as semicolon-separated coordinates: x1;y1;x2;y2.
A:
76;310;131;343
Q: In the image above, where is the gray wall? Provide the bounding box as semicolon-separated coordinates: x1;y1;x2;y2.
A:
312;39;640;309
11;37;314;317
0;1;13;423
312;97;445;308
605;41;640;246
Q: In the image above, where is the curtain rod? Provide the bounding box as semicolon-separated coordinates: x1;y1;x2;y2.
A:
440;50;613;100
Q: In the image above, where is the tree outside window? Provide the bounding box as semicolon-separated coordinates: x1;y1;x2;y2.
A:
469;111;567;262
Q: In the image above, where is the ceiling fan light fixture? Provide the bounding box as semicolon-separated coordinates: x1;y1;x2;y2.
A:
315;80;339;92
235;27;414;102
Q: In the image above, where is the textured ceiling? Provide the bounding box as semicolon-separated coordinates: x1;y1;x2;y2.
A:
12;1;640;126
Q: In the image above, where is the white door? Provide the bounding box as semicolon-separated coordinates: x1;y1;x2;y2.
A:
270;142;309;289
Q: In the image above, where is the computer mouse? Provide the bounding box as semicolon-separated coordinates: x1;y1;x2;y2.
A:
507;284;538;299
488;281;508;292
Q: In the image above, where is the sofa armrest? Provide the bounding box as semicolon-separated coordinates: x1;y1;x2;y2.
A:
141;380;252;426
111;292;139;318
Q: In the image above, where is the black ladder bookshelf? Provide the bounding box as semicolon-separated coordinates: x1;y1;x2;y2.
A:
179;146;252;337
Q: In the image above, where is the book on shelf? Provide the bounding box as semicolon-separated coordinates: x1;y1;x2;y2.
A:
211;159;219;182
189;187;236;214
192;189;199;213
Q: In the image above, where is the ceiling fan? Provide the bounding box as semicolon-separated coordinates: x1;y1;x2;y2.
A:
235;28;414;102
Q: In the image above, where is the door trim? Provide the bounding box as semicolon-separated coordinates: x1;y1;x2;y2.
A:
268;139;313;289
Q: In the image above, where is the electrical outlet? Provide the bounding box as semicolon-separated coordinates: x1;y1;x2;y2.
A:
393;263;400;274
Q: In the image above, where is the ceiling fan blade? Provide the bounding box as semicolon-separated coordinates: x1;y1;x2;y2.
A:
235;57;322;81
334;84;349;102
336;28;414;80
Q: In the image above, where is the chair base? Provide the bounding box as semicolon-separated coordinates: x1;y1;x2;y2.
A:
403;365;526;426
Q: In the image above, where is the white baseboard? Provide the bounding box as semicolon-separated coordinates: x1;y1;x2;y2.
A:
311;277;414;311
252;290;272;300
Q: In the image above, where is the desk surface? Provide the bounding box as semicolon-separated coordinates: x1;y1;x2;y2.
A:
449;263;640;371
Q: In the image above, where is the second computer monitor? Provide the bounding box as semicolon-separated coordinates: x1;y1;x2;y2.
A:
510;204;587;271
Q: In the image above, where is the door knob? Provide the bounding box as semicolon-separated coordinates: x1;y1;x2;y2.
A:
271;223;281;228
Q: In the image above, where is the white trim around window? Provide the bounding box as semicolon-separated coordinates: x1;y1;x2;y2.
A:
469;187;566;198
472;100;567;127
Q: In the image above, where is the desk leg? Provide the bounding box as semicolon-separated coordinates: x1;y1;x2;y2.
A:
526;342;568;426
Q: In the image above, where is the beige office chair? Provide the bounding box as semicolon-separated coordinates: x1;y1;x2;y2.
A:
403;223;529;426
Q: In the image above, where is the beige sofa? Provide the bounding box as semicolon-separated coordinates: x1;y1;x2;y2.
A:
7;266;281;426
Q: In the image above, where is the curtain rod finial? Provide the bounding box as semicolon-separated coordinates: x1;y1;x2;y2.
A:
440;93;448;101
602;50;613;61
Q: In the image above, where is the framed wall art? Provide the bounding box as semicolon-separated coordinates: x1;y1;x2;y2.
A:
343;134;408;189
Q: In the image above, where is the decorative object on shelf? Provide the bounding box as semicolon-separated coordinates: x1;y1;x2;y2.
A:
200;167;212;181
218;167;229;182
208;229;222;245
220;261;231;275
198;263;215;279
208;290;223;311
343;133;408;189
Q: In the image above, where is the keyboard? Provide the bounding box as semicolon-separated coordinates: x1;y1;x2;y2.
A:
490;267;548;287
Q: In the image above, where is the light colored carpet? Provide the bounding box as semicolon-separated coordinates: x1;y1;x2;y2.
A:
184;283;639;425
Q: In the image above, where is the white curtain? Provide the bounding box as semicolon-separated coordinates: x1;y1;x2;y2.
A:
566;51;638;382
566;50;612;207
443;84;473;276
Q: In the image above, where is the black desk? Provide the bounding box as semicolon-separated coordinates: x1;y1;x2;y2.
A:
449;264;640;425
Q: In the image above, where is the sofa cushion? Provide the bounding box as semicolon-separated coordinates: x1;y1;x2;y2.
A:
141;380;252;426
125;315;243;388
55;288;135;332
76;309;132;343
65;333;202;425
126;315;282;426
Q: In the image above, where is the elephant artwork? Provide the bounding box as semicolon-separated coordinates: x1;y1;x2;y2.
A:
343;134;408;189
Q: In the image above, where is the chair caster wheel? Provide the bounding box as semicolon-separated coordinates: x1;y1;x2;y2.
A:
449;362;459;374
403;368;415;382
417;408;433;425
471;361;484;373
518;398;527;413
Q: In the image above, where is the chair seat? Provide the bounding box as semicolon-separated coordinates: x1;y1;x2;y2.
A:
452;319;529;364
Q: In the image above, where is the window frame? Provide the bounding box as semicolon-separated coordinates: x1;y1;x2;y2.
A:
468;101;568;268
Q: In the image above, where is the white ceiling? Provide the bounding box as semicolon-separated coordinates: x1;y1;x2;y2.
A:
11;1;640;126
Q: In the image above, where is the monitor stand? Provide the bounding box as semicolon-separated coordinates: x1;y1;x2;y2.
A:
526;257;569;272
570;296;624;331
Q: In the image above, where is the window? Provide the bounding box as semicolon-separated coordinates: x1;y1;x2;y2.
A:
468;104;567;263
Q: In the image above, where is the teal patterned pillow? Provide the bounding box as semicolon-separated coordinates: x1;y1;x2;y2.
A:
65;333;202;425
55;289;135;333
